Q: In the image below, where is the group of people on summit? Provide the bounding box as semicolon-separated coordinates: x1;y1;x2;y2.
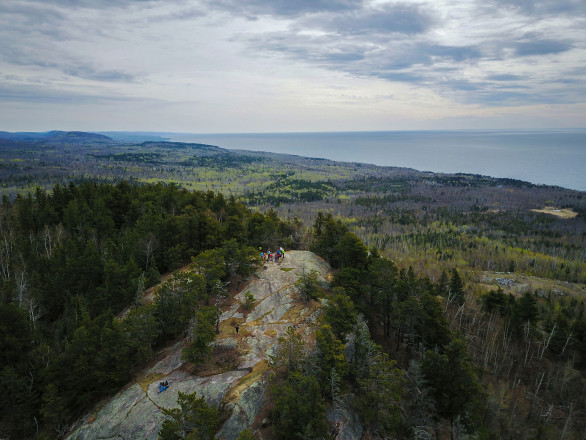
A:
259;246;285;262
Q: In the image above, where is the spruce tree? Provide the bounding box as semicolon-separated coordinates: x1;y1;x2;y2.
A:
422;339;483;439
159;390;219;440
449;268;465;306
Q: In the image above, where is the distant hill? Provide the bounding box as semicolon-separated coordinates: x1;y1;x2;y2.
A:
0;130;116;145
97;131;171;143
0;131;53;141
140;141;228;155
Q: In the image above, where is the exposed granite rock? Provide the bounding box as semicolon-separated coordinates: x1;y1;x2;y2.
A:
67;370;248;440
146;340;186;376
496;277;515;287
327;395;364;440
66;251;336;440
217;380;266;440
67;384;157;440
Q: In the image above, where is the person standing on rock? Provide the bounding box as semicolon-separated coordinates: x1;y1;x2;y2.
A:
235;324;240;335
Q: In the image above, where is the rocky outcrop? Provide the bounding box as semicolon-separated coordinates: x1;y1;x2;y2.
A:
66;250;336;440
67;369;247;440
327;395;364;440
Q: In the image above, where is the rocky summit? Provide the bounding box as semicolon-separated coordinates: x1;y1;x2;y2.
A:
66;250;343;440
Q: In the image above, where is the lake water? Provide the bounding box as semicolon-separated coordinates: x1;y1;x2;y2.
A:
168;130;586;191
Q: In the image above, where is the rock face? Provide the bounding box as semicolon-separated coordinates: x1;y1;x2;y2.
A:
66;250;334;440
327;395;364;440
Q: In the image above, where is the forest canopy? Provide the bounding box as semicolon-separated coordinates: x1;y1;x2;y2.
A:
0;181;301;438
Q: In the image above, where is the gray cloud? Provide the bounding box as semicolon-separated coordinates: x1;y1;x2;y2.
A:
63;66;135;82
450;81;483;92
377;71;426;83
243;32;368;66
487;74;524;81
375;43;482;72
0;83;110;104
554;77;586;85
303;3;435;35
245;28;482;76
235;0;585;108
0;2;70;40
480;90;539;105
514;39;573;56
425;45;482;62
454;76;586;106
146;7;207;23
1;0;585;130
22;0;156;8
207;0;362;18
0;42;137;83
0;80;163;105
489;0;586;16
482;89;582;105
0;1;138;83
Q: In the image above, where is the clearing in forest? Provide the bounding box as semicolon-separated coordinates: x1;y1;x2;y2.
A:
530;206;578;219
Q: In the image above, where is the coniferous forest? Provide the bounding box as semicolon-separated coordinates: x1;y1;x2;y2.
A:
0;131;585;439
0;181;300;438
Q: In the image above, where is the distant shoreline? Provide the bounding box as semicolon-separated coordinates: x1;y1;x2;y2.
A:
163;130;586;191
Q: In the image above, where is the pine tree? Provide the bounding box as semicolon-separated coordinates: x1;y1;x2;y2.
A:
182;307;217;366
294;269;321;303
356;352;405;433
368;256;398;336
436;269;449;297
314;324;348;387
270;372;329;440
335;232;368;269
422;339;483;439
159;390;219;440
448;268;465;306
269;326;305;377
322;288;357;339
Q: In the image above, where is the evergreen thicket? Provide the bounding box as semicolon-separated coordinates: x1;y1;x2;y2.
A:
307;212;480;438
309;211;586;439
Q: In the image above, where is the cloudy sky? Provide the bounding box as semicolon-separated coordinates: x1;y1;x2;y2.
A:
1;0;585;132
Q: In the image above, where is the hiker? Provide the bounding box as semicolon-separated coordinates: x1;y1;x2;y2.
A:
164;380;168;387
235;324;240;335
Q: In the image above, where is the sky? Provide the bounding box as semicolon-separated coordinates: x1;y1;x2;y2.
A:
1;0;585;133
